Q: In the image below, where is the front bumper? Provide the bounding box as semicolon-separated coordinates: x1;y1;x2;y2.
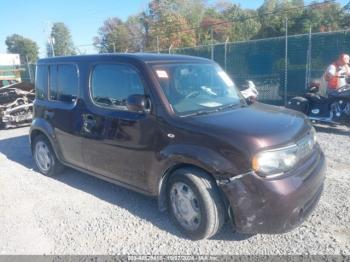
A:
219;145;326;234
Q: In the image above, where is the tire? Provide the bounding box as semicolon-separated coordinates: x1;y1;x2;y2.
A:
32;134;64;176
166;168;225;240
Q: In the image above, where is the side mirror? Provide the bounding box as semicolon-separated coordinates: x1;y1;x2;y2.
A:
126;94;151;113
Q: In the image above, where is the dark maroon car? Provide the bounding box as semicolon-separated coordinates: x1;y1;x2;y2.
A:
30;54;326;240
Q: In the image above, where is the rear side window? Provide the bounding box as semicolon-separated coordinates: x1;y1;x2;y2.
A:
49;64;78;103
35;65;48;100
91;64;144;110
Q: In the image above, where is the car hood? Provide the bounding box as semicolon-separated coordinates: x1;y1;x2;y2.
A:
182;103;311;153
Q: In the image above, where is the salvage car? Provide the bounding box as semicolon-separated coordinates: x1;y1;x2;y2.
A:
0;81;34;128
30;54;326;240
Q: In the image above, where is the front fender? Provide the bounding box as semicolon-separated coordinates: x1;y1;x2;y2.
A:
158;144;240;180
152;144;240;211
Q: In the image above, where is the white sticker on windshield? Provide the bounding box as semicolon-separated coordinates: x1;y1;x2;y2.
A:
156;70;169;79
218;71;234;87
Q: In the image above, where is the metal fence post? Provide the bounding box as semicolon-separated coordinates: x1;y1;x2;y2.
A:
305;27;312;90
284;18;288;106
224;37;229;72
211;26;214;60
157;36;160;53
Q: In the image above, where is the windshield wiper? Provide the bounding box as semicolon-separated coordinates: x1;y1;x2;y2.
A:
181;109;218;117
217;103;240;111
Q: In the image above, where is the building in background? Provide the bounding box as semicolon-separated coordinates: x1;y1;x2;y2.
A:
0;54;22;86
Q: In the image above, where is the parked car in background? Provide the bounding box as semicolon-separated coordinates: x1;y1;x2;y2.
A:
30;54;325;240
0;81;34;129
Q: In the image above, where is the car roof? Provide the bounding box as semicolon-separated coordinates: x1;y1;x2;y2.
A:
37;53;212;64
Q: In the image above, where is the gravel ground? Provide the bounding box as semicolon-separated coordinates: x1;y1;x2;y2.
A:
0;125;349;255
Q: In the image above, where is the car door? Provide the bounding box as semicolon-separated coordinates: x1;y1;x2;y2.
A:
81;63;157;191
44;63;84;168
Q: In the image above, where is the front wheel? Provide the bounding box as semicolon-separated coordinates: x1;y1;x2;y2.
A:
166;168;225;240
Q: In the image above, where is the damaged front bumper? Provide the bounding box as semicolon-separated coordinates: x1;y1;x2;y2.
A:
218;145;326;234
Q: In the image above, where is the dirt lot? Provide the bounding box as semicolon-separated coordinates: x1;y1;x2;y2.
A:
0;126;349;255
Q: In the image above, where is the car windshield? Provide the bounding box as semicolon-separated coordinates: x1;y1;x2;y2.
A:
152;63;245;116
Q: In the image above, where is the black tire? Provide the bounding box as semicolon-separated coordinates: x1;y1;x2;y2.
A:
32;134;64;176
166;168;225;240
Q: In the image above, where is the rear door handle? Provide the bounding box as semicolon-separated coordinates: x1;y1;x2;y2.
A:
83;114;97;132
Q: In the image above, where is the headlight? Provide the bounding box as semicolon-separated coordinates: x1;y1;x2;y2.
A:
252;128;317;177
252;145;298;176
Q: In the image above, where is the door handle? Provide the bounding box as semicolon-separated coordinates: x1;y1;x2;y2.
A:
44;110;54;119
83;114;96;132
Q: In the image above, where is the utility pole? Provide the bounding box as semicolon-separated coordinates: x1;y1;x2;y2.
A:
49;36;55;57
44;21;55;57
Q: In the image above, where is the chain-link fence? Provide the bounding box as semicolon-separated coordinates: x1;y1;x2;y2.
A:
2;30;350;106
166;29;350;105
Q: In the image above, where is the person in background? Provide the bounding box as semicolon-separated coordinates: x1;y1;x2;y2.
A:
324;53;350;93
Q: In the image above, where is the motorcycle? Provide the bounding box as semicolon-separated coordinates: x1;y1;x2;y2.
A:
286;78;350;126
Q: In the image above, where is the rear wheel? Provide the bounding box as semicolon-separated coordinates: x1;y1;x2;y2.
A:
32;135;64;176
166;168;225;240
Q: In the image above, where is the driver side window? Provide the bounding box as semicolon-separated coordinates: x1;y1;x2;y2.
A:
91;64;145;110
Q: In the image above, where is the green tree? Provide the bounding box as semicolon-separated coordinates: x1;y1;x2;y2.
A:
198;2;260;44
149;12;197;50
92;0;349;53
125;15;145;52
215;1;261;42
292;2;344;33
93;17;130;53
142;0;198;50
255;0;347;37
341;1;350;28
255;0;305;38
47;22;76;57
5;34;39;63
200;16;231;44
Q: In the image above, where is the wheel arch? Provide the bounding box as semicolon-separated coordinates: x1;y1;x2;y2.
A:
30;118;62;161
157;163;226;212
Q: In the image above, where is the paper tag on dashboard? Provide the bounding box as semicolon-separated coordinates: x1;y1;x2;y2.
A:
156;70;169;79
